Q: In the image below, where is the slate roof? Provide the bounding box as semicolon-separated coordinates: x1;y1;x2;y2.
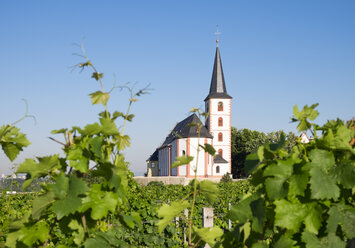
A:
159;114;212;148
214;154;228;163
205;46;232;101
147;149;158;162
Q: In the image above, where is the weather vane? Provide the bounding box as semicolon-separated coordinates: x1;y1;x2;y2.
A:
215;25;221;46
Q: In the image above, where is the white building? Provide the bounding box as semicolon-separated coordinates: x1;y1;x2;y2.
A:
147;42;232;178
300;132;313;144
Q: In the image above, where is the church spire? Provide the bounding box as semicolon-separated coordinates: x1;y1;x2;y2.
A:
204;43;232;101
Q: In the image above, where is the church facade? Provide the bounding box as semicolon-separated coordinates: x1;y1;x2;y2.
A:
147;43;232;178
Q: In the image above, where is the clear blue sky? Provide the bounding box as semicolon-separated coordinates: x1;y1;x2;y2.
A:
1;1;354;175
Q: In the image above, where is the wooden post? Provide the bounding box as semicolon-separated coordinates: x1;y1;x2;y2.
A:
202;207;214;228
174;216;179;230
228;203;232;230
183;208;188;244
202;207;214;248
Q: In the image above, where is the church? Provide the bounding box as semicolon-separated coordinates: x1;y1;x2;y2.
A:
147;41;232;178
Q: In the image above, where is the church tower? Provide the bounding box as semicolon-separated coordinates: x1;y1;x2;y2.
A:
204;41;232;176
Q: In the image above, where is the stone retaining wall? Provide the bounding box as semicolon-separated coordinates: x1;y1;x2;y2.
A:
133;176;243;186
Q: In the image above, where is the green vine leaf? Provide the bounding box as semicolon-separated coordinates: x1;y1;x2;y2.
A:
90;136;103;160
157;200;189;232
303;202;323;234
126;114;135;122
245;153;260;175
68;219;85;245
301;231;321;248
91;72;103;81
274;236;296;248
32;191;56;219
80;184;119;220
327;203;355;238
89;91;109;105
5;221;49;248
292;103;319;132
274;199;306;232
0;125;30;161
319;233;346;248
112;111;124;120
100;117;118;136
322;125;354;152
263;158;294;199
67;146;89;173
51;128;68;134
289;170;309;197
200;180;219;202
228;193;259;224
82;122;102;136
52;174;89;219
199;143;216;156
17;155;61;189
250;198;265;233
193;226;223;247
333;161;355;189
116;134;130;150
308;150;339;200
171;155;194;168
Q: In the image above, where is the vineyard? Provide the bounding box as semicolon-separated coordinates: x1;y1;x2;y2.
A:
0;48;354;247
0;180;252;247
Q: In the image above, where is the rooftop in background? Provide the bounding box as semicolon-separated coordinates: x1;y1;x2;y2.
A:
205;46;232;101
159;114;213;148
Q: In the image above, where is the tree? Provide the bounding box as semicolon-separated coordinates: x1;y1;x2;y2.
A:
231;128;297;178
231;128;266;178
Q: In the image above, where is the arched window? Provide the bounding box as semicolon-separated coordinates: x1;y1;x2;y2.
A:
216;166;220;173
218;149;223;157
218;117;223;127
182;150;186;156
218;102;223;111
218;132;223;142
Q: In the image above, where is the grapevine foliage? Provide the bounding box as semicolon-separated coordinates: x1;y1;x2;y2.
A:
220;104;355;247
3;46;149;247
0;125;30;162
0;180;253;247
0;99;33;162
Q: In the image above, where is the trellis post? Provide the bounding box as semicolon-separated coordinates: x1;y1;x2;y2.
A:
202;207;214;248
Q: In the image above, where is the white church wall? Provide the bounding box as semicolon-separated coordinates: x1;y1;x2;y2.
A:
213;163;229;176
178;138;187;176
209;98;231;114
208;98;232;173
209;130;231;162
188;138;213;177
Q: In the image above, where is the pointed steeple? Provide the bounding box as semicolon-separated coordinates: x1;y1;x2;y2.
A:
204;46;232;101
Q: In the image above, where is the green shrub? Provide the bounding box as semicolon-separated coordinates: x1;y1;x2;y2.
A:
220;173;232;183
147;181;164;187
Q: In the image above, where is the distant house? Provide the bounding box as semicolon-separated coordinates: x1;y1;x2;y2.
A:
147;41;232;178
299;132;313;144
146;149;158;176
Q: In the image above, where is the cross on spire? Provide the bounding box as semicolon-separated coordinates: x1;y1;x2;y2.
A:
215;25;221;46
204;32;232;101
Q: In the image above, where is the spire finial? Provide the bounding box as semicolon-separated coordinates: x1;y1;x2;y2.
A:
214;25;221;46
